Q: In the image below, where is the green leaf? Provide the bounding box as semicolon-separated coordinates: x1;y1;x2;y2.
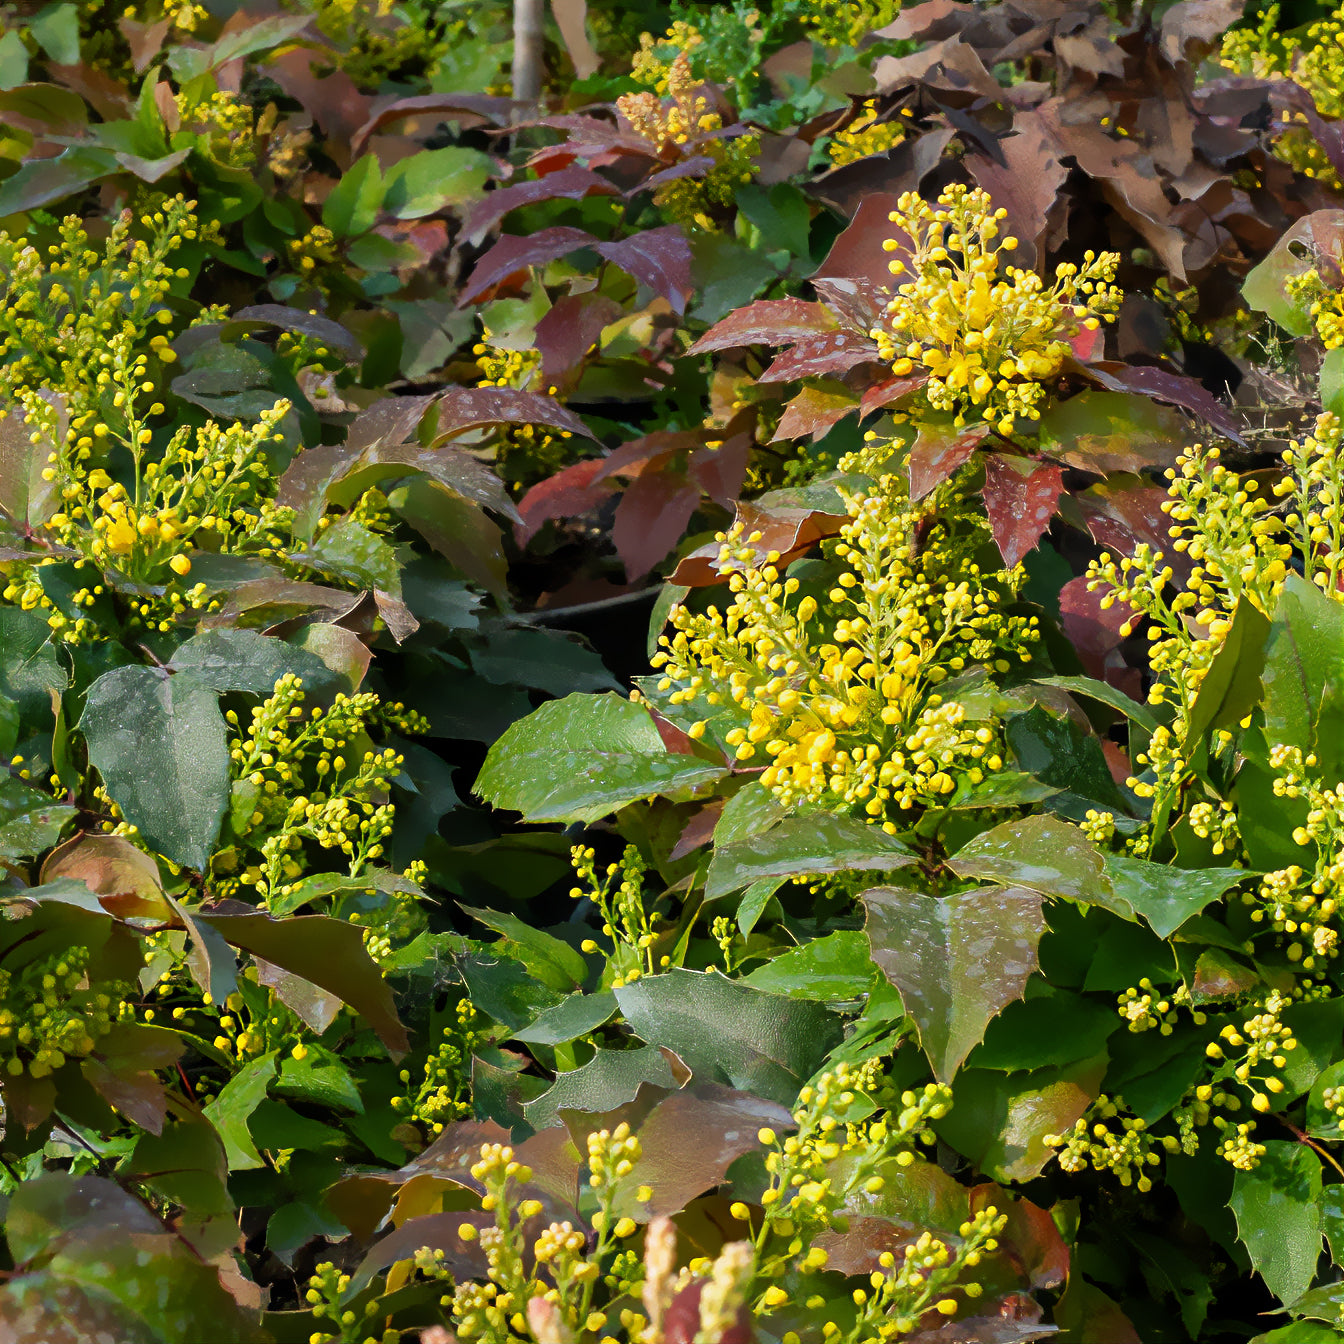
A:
736;182;812;260
737;878;782;936
1101;853;1248;938
29;4;81;64
965;988;1117;1072
383;147;494;219
322;153;384;238
1005;704;1136;818
167;628;338;697
81;667;228;871
0;606;66;722
741;930;875;1000
0;29;29;89
1307;1060;1344;1141
706;812;914;900
1243;210;1344;336
202;1052;276;1170
514;991;618;1047
0;146;117;216
864;883;1047;1083
932;1055;1107;1183
524;1043;680;1130
274;1050;363;1112
1322;346;1344;418
458;949;565;1030
476;693;727;823
1183;596;1271;750
1033;674;1161;735
460;905;587;992
470;627;619;696
1263;574;1344;781
947;813;1107;902
1037;390;1187;474
1229;1140;1323;1306
614;968;845;1106
306;517;402;597
198;911;407;1055
0;776;74;859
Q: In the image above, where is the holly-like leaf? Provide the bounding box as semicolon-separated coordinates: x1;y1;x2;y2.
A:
741;930;876;1000
864;883;1047;1082
1243;210;1344;336
614;968;845;1106
476;693;726;823
1183;596;1271;751
202;1052;277;1170
81;667;228;872
1229;1141;1323;1306
705;813;914;900
611;469;701;581
594;227;693;315
947;814;1107;902
1102;854;1248;938
0;776;74;861
167;628;337;697
686;298;836;354
524;1044;682;1130
1036;389;1188;473
908;423;987;499
982;455;1064;567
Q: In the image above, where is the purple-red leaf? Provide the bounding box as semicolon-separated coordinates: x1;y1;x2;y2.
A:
1086;362;1245;444
463;167;619;242
908;423;989;499
432;387;593;442
534;292;622;380
983;454;1064;567
594;227;694;315
613;470;701;580
859;372;927;417
773;386;859;442
686;299;837;355
758;330;883;383
458;226;599;305
516;458;617;544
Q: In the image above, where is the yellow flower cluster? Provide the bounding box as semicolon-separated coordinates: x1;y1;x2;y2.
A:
0;947;123;1080
390;1000;483;1135
1277;411;1344;595
176;89;259;167
652;479;1038;828
828;104;909;167
804;0;901;47
873;185;1121;434
1117;979;1204;1035
570;844;669;987
619;53;760;231
1286;267;1344;349
750;1063;952;1313
0;200;210;429
630;20;705;92
1221;3;1344;182
1047;1096;1166;1190
1204;990;1298;1118
843;1211;1004;1339
473;336;575;490
218;674;427;906
1247;745;1344;969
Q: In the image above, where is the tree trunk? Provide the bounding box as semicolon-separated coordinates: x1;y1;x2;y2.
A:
513;0;545;106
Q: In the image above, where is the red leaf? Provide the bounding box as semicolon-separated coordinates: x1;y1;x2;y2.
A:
859;372;927;417
670;501;845;586
969;1186;1069;1290
686;299;837;355
346;394;439;452
613;471;701;580
459;227;599;305
688;432;751;509
653;712;699;756
596;430;704;482
982;454;1064;566
1058;575;1141;697
1075;479;1179;559
534;292;622;381
351;92;514;157
463;167;619;242
909;423;989;499
773;386;859;442
810;275;891;334
594;227;694;315
516;458;616;544
432;387;594;442
670;800;725;861
759;330;883;383
813;191;915;287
